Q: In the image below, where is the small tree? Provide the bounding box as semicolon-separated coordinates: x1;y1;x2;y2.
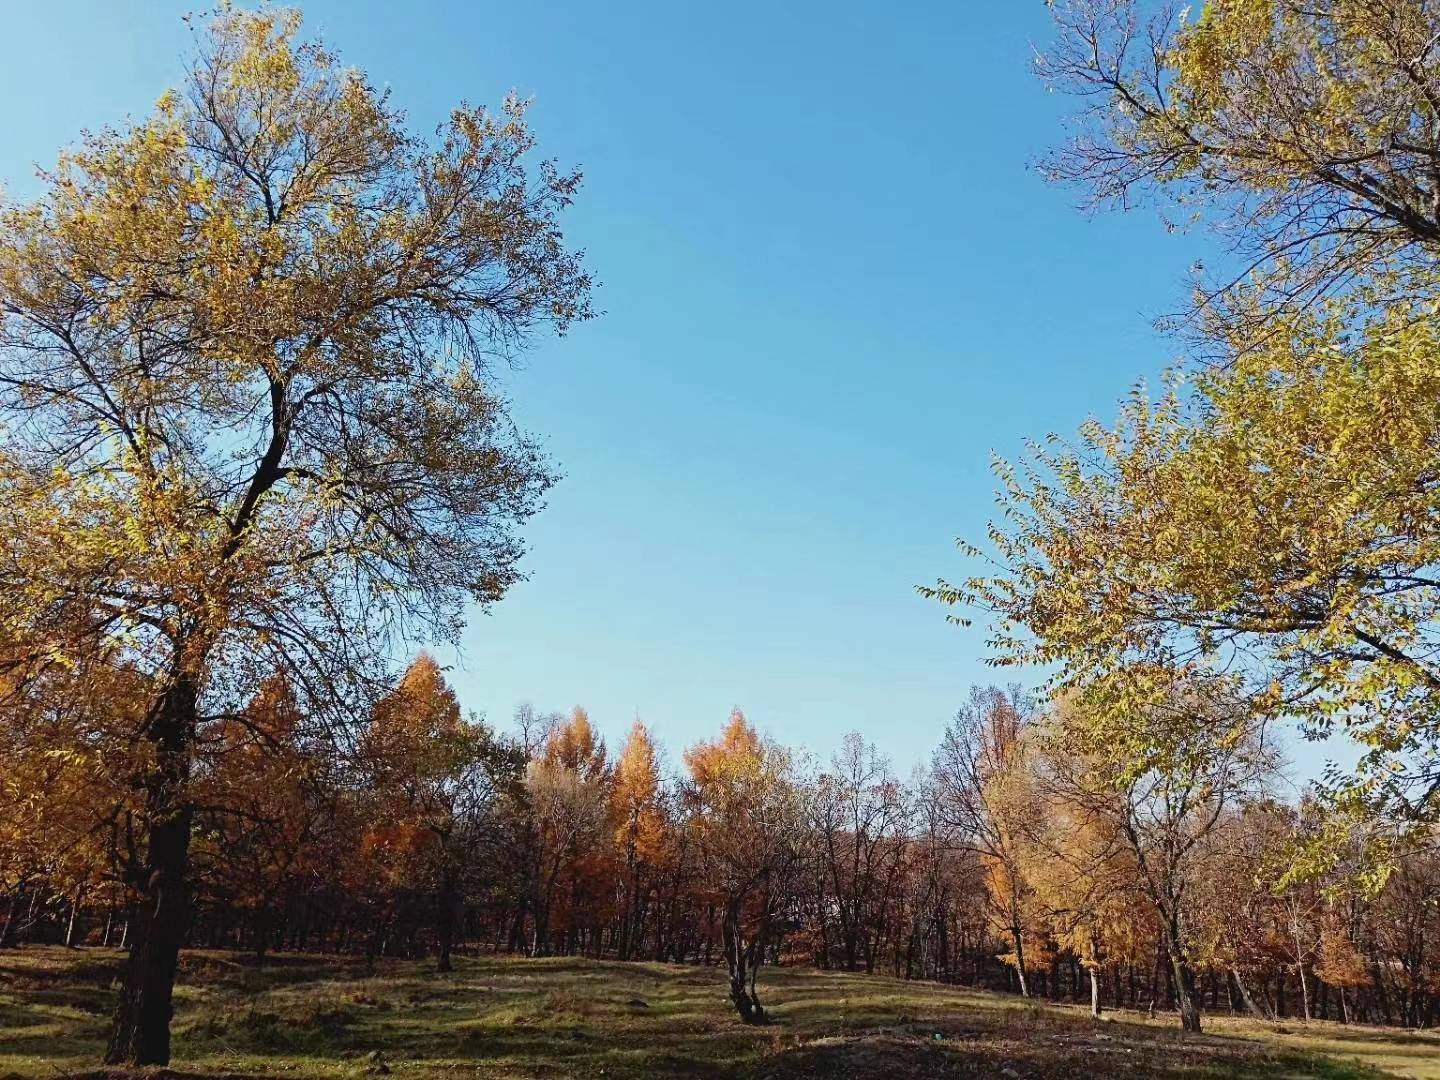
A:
685;709;805;1024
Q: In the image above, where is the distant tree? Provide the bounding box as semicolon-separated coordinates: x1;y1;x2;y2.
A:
359;655;520;971
1040;674;1278;1032
0;6;590;1063
612;719;666;961
932;687;1038;997
685;709;805;1024
190;673;321;958
525;707;612;955
811;733;908;973
1022;759;1147;1018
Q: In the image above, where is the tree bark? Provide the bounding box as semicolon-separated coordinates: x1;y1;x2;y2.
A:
0;887;23;948
1010;922;1030;999
105;675;199;1066
1231;967;1271;1019
722;898;768;1025
65;886;84;948
1166;929;1202;1034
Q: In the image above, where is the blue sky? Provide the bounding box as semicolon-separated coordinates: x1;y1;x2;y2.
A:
4;1;1333;781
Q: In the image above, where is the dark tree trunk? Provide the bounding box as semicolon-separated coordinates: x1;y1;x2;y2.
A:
436;872;457;973
1165;922;1202;1034
722;898;768;1025
105;675;199;1067
0;887;23;948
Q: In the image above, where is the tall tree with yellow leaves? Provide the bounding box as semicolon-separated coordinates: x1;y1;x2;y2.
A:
359;655;519;971
0;7;591;1063
612;719;666;961
525;707;612;955
1040;675;1279;1032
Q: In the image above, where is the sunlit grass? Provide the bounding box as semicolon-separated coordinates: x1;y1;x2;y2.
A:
0;946;1431;1079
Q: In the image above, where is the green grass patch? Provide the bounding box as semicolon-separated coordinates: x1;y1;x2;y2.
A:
0;947;1429;1079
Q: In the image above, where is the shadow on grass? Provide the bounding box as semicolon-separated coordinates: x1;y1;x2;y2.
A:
0;947;1413;1080
747;1030;1389;1080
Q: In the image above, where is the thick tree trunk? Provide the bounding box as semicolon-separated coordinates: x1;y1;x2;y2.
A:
1167;935;1202;1034
105;675;199;1067
1089;966;1102;1018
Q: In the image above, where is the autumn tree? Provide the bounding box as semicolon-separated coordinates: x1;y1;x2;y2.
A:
1040;0;1440;338
810;733;909;973
932;686;1039;997
956;0;1440;846
1021;757;1148;1018
1038;675;1278;1032
189;673;321;958
936;300;1440;842
0;664;140;948
359;655;520;971
685;709;806;1024
612;719;667;961
524;706;612;955
0;6;590;1063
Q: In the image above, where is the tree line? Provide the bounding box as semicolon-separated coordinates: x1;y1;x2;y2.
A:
5;659;1439;1032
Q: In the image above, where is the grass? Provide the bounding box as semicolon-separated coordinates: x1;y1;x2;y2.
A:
0;947;1434;1079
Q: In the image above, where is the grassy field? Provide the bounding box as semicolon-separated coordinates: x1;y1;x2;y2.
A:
1;947;1436;1079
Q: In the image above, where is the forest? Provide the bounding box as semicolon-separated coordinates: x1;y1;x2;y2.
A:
6;665;1440;1036
5;1;1440;1076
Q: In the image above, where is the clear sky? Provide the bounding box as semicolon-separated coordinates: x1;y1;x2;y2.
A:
4;1;1333;781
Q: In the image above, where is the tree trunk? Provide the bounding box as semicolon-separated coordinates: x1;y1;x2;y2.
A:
722;898;767;1025
65;886;84;948
1231;968;1271;1019
0;888;23;948
1010;923;1030;999
105;675;199;1067
1089;965;1102;1018
436;872;457;973
1167;935;1202;1034
253;906;270;960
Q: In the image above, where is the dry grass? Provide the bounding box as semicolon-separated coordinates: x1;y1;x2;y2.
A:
0;946;1433;1079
